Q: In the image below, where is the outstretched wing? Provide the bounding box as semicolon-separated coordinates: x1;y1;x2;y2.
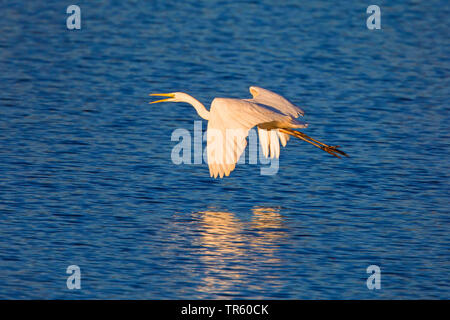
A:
207;98;306;178
246;86;306;158
246;86;305;118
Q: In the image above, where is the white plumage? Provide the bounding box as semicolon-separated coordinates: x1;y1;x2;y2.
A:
150;86;347;178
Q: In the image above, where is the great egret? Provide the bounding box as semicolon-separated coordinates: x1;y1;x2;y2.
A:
150;86;348;178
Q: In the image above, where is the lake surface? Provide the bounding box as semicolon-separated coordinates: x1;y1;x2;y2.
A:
0;0;448;299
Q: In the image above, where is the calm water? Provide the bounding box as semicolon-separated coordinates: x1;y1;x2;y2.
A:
0;0;449;299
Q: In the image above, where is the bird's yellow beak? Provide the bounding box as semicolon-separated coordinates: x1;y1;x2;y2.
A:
149;93;175;104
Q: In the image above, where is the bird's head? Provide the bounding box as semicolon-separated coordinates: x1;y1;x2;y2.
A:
149;92;189;104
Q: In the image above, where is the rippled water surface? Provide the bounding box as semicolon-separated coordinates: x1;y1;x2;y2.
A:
0;1;449;299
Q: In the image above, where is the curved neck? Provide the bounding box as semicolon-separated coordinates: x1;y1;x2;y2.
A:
182;94;210;120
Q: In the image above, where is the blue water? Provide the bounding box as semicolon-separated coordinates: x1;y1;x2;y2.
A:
0;0;449;299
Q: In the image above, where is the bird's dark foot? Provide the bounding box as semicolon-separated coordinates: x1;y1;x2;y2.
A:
327;146;348;157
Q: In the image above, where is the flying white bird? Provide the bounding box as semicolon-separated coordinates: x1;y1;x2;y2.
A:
150;86;347;178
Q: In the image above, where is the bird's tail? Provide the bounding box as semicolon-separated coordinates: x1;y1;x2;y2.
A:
278;128;349;158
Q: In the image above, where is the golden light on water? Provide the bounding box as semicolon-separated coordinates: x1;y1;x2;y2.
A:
194;207;286;296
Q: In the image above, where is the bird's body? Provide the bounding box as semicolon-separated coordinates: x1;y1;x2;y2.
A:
150;86;347;178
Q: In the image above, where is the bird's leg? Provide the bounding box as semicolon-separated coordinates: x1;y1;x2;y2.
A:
291;131;348;157
279;128;348;158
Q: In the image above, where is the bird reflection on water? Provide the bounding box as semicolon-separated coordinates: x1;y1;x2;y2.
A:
193;207;288;297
